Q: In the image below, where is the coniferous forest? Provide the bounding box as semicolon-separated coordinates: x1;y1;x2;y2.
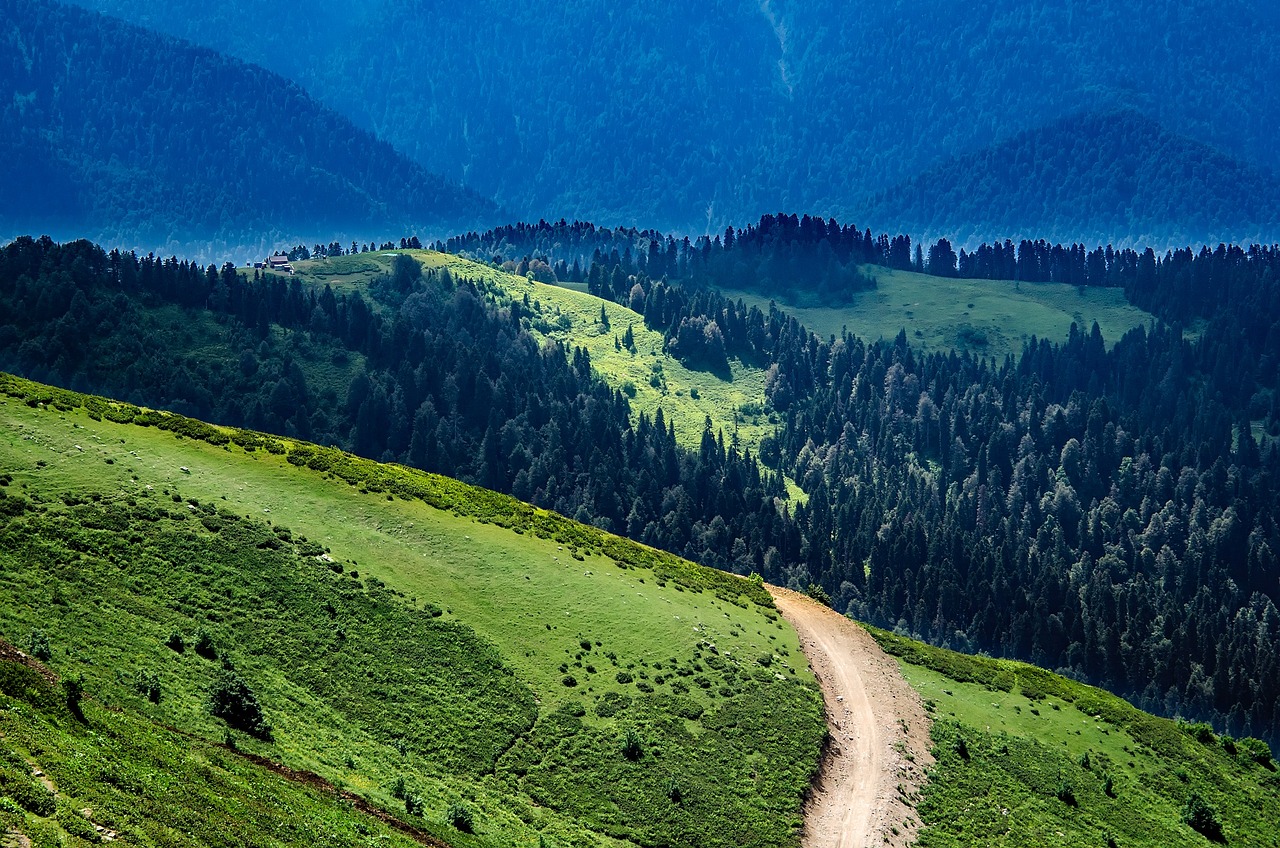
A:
3;229;1280;749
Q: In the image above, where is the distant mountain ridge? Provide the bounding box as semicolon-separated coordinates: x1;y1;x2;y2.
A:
0;0;501;258
61;0;1280;243
858;110;1280;248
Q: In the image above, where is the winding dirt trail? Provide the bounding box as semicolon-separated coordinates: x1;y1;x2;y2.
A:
769;587;933;848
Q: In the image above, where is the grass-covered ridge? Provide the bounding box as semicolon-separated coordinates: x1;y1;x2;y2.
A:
720;265;1156;361
287;250;779;460
0;372;826;847
865;627;1280;847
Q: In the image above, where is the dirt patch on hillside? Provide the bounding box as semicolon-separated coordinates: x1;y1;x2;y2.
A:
0;640;58;685
769;586;933;848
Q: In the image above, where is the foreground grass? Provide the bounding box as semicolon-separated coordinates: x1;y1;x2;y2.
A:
720;266;1156;360
866;627;1280;847
0;373;825;847
0;660;427;848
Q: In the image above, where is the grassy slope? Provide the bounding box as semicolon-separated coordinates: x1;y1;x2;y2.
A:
866;628;1280;848
288;251;777;459
719;266;1156;360
0;660;427;848
0;374;825;847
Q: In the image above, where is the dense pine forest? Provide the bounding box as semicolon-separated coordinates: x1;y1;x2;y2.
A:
2;227;1280;749
61;0;1280;242
0;0;497;255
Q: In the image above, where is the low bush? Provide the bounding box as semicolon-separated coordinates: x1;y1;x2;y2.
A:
621;727;644;761
446;801;474;832
27;629;51;661
1181;793;1223;841
208;669;271;739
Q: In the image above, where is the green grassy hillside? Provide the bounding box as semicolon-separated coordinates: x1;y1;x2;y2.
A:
287;251;778;460
720;266;1156;360
866;627;1280;847
0;373;825;847
0;658;429;848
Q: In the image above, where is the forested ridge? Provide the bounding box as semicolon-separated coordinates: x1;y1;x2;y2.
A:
0;235;801;590
65;0;1280;242
861;110;1280;247
447;216;1280;745
0;0;498;257
4;230;1280;749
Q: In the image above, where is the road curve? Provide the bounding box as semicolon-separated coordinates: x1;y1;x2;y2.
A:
769;586;933;848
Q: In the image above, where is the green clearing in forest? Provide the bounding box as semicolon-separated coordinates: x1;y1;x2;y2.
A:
720;266;1156;360
288;251;779;462
0;375;824;848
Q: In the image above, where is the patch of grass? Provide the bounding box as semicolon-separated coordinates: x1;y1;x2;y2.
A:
866;627;1280;847
720;265;1156;360
0;376;825;848
0;661;424;848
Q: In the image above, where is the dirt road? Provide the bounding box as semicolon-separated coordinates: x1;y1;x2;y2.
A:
769;587;933;848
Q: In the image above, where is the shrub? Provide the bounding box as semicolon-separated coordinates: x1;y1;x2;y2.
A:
446;801;474;832
561;675;577;687
1055;776;1076;806
621;728;644;761
805;583;832;607
666;776;684;803
390;776;407;799
133;670;162;703
165;630;185;652
193;627;217;660
596;692;631;718
63;674;85;719
616;671;633;684
27;629;51;661
404;792;424;816
1181;793;1223;841
1185;722;1216;745
1240;737;1273;768
208;670;270;739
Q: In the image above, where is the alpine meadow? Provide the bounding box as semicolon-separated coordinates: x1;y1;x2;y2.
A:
2;2;1279;847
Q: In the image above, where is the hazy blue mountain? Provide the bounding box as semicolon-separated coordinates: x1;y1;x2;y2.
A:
859;110;1280;247
62;0;1280;242
0;0;500;258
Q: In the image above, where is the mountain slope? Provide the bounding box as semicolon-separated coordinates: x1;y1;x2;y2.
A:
0;0;500;257
0;371;826;847
0;654;429;848
63;0;1280;242
859;110;1280;247
867;628;1280;847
